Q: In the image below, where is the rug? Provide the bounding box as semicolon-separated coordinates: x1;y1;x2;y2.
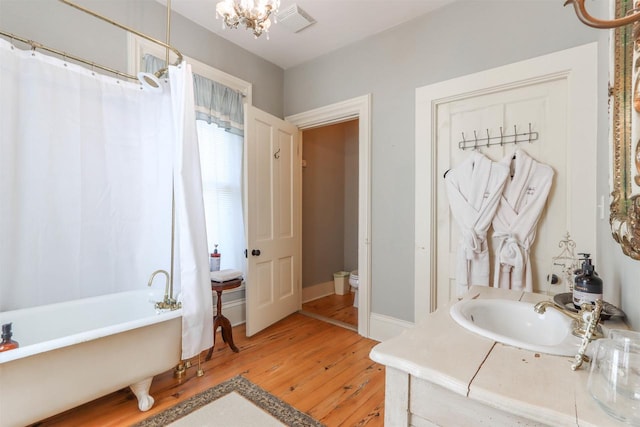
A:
133;375;325;427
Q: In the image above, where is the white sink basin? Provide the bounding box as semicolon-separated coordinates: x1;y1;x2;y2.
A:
449;298;581;356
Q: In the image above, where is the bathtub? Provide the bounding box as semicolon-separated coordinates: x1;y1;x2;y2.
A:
0;288;182;427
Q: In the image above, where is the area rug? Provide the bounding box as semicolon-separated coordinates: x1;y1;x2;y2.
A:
133;375;325;427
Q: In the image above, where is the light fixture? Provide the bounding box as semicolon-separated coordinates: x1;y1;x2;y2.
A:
216;0;281;38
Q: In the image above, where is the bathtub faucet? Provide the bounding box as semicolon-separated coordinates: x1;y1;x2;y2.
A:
147;269;181;311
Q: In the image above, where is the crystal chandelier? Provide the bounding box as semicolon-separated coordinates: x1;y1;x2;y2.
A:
216;0;281;38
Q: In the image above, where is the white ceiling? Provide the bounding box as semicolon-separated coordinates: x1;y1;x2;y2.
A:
162;0;453;69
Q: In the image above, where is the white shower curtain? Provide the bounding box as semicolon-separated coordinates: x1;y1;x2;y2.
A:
169;63;213;359
0;38;212;359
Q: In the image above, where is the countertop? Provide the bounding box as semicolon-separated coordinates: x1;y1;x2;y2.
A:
369;286;628;426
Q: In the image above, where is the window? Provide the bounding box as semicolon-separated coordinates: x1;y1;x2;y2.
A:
130;36;252;278
197;121;246;276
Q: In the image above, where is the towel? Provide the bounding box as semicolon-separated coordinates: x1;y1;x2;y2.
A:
445;151;509;297
492;150;554;292
210;269;243;282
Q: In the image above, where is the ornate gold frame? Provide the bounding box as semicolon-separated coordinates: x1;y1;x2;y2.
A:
611;0;640;260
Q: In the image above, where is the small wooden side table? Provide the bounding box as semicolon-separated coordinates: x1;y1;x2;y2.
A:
205;278;242;361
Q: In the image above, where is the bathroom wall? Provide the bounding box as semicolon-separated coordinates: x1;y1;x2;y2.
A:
0;0;284;117
5;0;638;329
283;1;640;326
302;120;359;288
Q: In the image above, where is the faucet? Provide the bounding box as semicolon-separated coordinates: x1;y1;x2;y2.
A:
147;269;181;310
534;299;604;370
533;300;602;338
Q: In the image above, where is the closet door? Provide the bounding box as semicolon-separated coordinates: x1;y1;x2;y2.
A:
245;106;301;336
434;78;580;308
415;44;597;317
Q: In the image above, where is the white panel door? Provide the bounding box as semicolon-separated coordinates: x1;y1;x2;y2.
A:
245;106;301;336
435;79;571;308
414;44;598;318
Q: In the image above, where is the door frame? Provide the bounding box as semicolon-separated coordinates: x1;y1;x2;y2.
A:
414;43;598;318
286;94;372;338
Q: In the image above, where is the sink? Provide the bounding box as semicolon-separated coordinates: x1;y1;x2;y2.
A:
449;298;581;356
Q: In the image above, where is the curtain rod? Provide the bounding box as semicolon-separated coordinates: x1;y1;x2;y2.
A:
0;0;183;82
0;29;141;81
59;0;182;68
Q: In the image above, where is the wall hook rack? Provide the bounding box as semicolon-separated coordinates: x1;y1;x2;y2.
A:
458;123;539;150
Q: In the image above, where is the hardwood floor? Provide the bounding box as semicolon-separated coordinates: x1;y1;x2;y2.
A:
301;292;358;328
33;313;383;427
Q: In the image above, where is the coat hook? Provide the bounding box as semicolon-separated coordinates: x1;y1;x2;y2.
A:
274;148;281;159
499;126;504;146
473;130;478;149
486;129;491;147
513;125;518;144
461;132;467;150
528;123;532;143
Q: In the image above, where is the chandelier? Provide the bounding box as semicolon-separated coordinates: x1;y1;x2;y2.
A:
216;0;281;38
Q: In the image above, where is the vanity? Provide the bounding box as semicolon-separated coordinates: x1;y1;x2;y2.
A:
369;286;627;426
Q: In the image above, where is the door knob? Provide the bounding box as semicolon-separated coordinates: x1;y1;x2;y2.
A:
251;249;261;256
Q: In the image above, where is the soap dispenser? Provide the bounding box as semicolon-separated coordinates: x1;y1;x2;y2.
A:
0;323;19;352
572;253;603;309
209;244;221;272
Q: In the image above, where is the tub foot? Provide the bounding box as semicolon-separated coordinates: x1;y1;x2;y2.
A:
130;377;155;411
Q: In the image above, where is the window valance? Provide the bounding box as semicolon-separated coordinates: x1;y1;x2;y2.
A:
143;54;244;136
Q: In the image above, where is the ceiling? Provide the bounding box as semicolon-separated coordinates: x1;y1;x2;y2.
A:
162;0;453;69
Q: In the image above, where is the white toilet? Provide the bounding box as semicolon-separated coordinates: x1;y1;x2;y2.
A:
349;270;359;308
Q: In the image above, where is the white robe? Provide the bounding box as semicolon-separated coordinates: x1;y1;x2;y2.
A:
492;149;554;292
445;152;509;297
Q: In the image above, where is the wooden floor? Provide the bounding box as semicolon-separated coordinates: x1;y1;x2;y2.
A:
33;313;383;427
302;292;358;328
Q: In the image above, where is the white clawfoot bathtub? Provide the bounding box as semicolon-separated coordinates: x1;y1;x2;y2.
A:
0;288;182;427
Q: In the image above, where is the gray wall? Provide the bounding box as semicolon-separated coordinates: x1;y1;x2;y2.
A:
0;0;284;117
302;120;358;288
284;0;640;325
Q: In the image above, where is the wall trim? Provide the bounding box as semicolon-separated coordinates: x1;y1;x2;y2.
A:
222;299;246;327
216;290;416;342
369;313;414;343
302;281;335;303
286;94;372;339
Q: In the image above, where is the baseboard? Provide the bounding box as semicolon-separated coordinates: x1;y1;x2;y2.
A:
369;313;414;342
220;299;246;327
219;296;414;342
221;298;413;342
209;286;246;327
216;279;334;328
225;299;246;327
302;281;335;303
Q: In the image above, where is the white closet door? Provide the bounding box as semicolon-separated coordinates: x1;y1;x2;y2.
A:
436;79;569;308
414;44;598;317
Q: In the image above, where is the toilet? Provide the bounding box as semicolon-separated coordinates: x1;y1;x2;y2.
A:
349;270;359;308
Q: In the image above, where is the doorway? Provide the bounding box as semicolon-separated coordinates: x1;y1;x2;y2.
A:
286;94;372;338
299;120;359;331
